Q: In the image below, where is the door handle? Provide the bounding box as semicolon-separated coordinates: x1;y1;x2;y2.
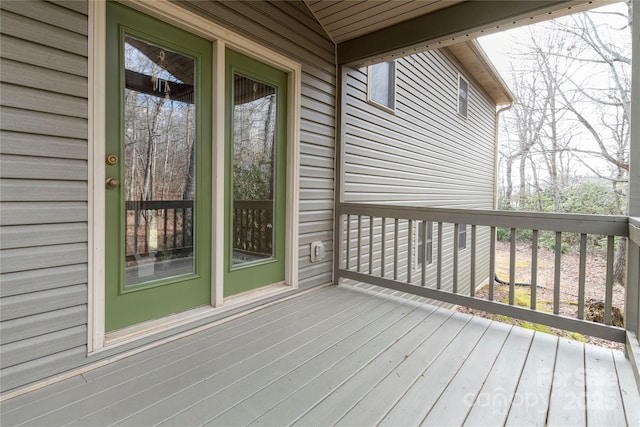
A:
105;178;120;189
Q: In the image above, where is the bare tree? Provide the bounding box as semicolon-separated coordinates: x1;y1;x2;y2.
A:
549;3;631;283
495;2;630;283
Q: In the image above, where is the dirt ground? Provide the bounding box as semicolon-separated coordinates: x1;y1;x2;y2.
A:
456;240;625;351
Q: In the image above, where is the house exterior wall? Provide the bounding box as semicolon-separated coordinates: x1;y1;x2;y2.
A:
0;0;336;394
342;49;498;294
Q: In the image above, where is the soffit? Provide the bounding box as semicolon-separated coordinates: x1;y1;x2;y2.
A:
446;41;514;105
303;0;465;44
304;0;608;66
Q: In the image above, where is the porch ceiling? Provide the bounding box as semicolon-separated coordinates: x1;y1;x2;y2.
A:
304;0;606;66
303;0;465;44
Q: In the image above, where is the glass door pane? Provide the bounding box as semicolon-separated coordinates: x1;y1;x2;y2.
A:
123;36;196;286
232;75;277;266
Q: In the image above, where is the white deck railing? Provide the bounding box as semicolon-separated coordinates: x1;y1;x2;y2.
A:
336;203;633;342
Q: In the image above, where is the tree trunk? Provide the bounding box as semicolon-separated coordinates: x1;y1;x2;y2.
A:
613;237;626;286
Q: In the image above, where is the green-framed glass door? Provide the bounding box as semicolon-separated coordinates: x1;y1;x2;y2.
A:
224;49;287;296
105;2;212;332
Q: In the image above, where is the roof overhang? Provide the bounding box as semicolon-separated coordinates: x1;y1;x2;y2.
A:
446;40;515;105
303;1;611;66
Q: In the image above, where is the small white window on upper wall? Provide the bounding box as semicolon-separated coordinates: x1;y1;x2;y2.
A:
368;60;396;112
457;74;469;118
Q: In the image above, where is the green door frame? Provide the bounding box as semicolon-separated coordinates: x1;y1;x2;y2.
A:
224;49;288;297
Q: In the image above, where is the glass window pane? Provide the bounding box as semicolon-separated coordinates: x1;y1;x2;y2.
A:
232;74;277;266
123;36;196;286
370;61;395;109
458;76;468;117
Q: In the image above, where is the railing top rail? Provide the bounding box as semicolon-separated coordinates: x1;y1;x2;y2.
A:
126;200;193;210
337;202;629;236
233;200;273;210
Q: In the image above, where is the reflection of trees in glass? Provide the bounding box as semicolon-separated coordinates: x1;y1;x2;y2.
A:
233;91;276;201
124;39;195;203
123;39;196;260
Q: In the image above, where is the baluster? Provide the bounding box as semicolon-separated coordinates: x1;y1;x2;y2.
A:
408;219;413;283
262;208;267;253
509;228;516;306
531;230;539;310
183;208;188;249
357;216;362;272
369;216;374;275
578;233;587;319
252;208;257;252
381;217;386;277
243;208;248;250
489;226;495;300
470;225;476;297
554;231;562;315
268;206;273;252
437;222;443;289
173;207;178;250
393;218;399;280
163;208;168;251
421;220;427;287
605;235;614;325
453;223;459;294
134;206;140;254
346;215;351;270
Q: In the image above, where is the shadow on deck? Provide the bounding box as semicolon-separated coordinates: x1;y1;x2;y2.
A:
1;285;639;426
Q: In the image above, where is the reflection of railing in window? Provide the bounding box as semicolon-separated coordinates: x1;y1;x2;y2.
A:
233;200;273;258
125;200;193;262
125;200;273;262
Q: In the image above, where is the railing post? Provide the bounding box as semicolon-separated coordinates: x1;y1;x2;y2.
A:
624;1;640;387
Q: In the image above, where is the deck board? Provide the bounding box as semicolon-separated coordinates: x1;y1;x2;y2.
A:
585;344;626;426
613;351;640;425
248;308;455;426
419;321;512;426
1;284;639;427
163;297;427;426
7;287;354;426
463;326;535;426
376;315;491;427
504;331;558;426
205;302;435;426
65;289;382;426
547;338;587;426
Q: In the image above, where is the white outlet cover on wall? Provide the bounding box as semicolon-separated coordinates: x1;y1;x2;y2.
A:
310;241;325;262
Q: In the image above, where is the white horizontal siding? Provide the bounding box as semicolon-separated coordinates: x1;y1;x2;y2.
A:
0;0;90;394
0;265;88;298
0;305;87;345
342;48;497;294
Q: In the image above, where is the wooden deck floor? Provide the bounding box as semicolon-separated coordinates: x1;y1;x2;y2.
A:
2;284;639;426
